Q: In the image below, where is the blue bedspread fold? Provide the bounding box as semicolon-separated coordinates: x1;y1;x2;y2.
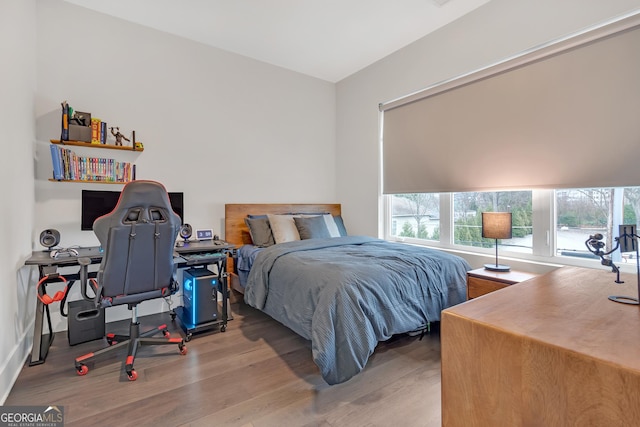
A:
244;236;470;384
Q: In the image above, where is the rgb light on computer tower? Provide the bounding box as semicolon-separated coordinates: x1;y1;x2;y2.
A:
182;267;218;326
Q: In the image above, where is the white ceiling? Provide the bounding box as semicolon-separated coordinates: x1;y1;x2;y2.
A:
63;0;491;82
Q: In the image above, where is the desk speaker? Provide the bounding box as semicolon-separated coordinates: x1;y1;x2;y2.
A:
180;223;192;241
39;229;60;249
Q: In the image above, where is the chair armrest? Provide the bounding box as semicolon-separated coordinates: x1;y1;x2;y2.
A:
77;257;98;302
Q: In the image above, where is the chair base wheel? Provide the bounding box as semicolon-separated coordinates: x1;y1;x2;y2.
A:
76;364;89;376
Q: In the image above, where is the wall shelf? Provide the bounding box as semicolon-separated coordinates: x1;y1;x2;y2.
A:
47;178;129;184
50;139;143;152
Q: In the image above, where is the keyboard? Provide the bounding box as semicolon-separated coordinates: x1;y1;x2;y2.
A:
181;252;227;265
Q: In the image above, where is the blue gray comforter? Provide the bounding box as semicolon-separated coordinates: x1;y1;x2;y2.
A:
244;236;470;384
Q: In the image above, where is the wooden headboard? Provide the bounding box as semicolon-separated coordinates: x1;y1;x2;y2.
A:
224;203;342;247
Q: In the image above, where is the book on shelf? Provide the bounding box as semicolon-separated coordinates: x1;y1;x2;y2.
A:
91;118;101;144
100;121;107;144
49;144;63;180
60;101;69;141
61;147;69;179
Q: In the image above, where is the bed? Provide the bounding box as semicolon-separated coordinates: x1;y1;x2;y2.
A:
224;203;471;384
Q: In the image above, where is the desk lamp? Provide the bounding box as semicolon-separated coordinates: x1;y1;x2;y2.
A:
482;212;512;272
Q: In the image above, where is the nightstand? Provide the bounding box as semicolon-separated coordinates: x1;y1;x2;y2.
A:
466;268;539;299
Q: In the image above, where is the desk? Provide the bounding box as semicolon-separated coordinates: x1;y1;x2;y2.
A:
24;246;103;365
441;266;640;426
24;240;233;365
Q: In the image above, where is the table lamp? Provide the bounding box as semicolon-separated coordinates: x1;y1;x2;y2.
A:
482;212;512;272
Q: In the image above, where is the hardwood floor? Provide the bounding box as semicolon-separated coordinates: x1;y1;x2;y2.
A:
6;293;443;427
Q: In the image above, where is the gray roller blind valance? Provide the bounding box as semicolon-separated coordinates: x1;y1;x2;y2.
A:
381;11;640;194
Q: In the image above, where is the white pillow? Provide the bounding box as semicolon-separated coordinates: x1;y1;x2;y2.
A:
267;214;301;244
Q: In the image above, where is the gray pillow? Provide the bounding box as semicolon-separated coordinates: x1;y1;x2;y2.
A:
333;215;348;236
294;215;331;240
244;217;275;247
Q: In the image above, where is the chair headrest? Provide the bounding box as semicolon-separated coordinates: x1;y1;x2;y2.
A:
93;180;181;245
113;181;173;218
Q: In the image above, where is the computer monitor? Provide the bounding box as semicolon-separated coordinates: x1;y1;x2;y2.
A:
81;189;184;231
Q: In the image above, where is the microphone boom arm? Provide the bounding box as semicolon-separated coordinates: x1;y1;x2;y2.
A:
585;234;623;283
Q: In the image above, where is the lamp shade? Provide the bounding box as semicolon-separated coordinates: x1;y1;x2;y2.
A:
482;212;512;240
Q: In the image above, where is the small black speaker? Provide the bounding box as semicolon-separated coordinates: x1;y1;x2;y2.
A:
179;223;192;241
39;229;60;249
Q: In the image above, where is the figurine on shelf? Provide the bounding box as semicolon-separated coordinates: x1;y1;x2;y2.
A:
110;127;130;146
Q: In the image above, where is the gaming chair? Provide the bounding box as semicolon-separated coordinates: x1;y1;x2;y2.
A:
75;180;187;381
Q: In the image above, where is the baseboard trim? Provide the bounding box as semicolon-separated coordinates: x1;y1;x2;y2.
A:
0;323;33;405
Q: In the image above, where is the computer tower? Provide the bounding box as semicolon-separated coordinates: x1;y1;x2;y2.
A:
182;267;218;326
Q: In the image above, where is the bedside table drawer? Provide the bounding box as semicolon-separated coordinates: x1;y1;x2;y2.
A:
467;276;509;299
466;268;539;300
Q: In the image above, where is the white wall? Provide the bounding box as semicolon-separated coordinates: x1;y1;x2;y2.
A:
336;0;640;238
34;1;337;328
0;0;37;405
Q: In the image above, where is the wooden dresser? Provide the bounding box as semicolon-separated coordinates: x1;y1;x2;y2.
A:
442;266;640;426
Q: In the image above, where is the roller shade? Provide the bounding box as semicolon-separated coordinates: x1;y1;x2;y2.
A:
381;11;640;194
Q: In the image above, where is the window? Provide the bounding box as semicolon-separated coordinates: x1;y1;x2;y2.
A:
390;191;532;252
452;191;532;253
386;187;640;267
390;194;439;241
556;187;640;263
